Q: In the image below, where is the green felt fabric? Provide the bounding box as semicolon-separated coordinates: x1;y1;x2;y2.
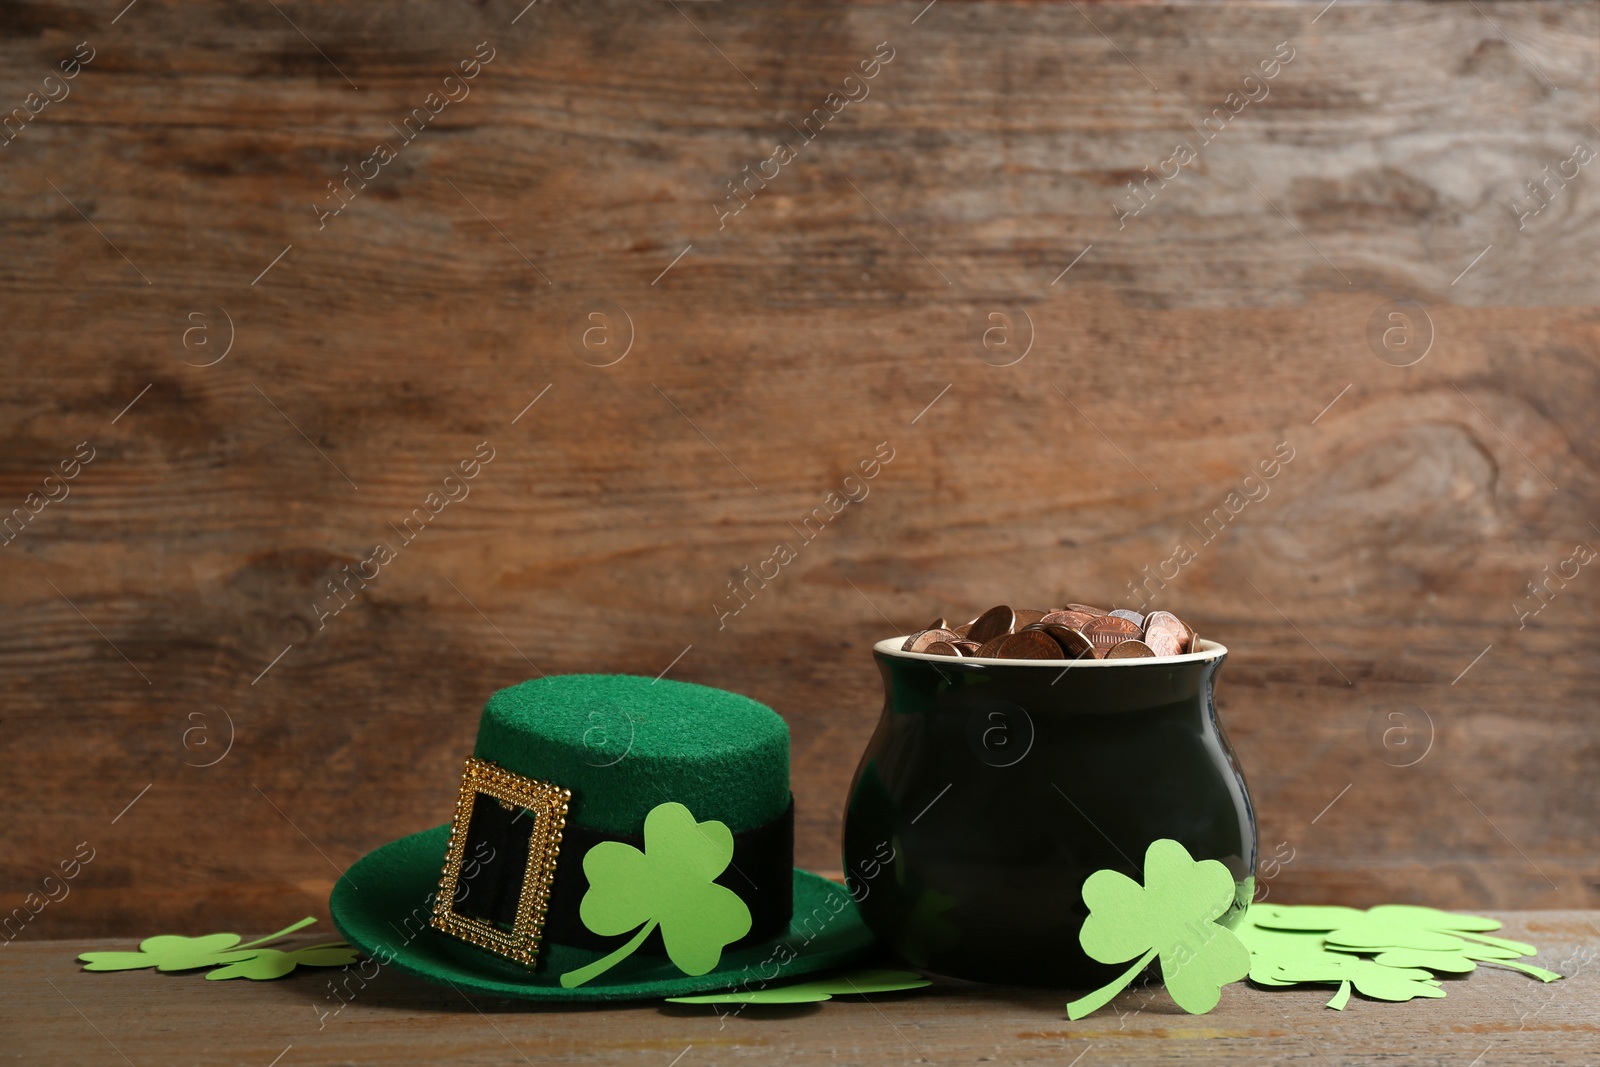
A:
475;674;790;834
330;825;873;1001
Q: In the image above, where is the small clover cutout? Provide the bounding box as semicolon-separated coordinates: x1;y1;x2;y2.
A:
78;917;358;982
560;801;752;988
79;917;318;973
205;943;360;981
1066;839;1249;1020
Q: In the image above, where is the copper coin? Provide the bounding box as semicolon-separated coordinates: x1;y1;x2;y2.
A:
973;634;1011;658
1012;608;1047;629
1143;609;1189;640
922;641;961;657
1083;615;1140;655
1188;630;1202;654
1084;615;1139;637
993;630;1064;659
1065;603;1109;617
953;622;973;638
1026;623;1094;659
1104;639;1157;659
1142;610;1190;658
1108;609;1146;628
1040;610;1097;630
930;617;951;631
1143;627;1184;658
952;640;981;656
967;605;1016;644
903;628;963;653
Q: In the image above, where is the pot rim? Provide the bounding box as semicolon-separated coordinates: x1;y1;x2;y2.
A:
874;636;1228;667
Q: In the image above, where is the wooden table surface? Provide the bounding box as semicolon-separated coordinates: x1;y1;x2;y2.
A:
7;912;1597;1066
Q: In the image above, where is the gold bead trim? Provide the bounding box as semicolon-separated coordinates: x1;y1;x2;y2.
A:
429;756;571;968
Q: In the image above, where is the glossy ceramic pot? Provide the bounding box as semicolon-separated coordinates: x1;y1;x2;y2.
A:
842;637;1255;987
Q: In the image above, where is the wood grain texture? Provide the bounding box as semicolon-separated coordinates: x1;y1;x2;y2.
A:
5;914;1599;1064
1;0;1598;939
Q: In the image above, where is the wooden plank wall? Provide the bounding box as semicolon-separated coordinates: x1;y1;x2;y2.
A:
2;0;1596;937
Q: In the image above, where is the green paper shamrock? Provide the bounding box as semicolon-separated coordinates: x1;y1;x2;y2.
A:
1364;947;1479;974
1247;904;1365;932
1254;903;1533;955
205;943;361;981
1269;956;1445;1010
1237;905;1562;1008
1355;946;1562;983
79;917;319;973
559;801;752;989
1234;913;1352;988
665;969;931;1004
1066;840;1250;1020
79;934;261;973
1238;909;1444;1008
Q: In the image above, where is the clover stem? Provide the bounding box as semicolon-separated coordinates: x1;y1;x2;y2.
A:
1325;978;1352;1010
559;920;659;989
1458;931;1537;955
237;916;318;950
1483;958;1562;983
1065;947;1158;1021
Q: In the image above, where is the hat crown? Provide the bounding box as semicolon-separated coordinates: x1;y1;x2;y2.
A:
473;674;790;835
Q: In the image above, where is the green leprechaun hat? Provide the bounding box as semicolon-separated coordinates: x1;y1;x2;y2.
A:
330;675;873;1000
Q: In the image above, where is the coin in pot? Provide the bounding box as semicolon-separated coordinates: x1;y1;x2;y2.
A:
1065;603;1109;616
993;630;1064;659
1027;623;1094;659
903;628;963;653
967;605;1017;644
952;640;981;655
1083;615;1139;655
1108;609;1146;627
1142;610;1190;658
1104;639;1157;658
1040;610;1097;630
923;641;962;657
973;634;1012;658
1011;608;1047;629
1143;628;1184;658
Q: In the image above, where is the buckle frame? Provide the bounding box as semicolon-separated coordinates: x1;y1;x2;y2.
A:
430;756;571;967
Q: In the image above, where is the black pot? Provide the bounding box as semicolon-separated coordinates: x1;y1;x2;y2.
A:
842;638;1256;987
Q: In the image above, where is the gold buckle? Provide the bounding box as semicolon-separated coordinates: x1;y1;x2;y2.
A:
430;757;571;967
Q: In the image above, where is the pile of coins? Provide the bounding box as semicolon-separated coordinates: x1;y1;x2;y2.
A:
901;604;1199;660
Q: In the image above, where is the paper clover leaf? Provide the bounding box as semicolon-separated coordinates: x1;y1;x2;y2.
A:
1253;903;1533;955
1363;947;1479;974
1270;956;1446;1010
205;943;360;981
1327;905;1536;956
665;969;931;1004
1066;839;1249;1020
79;917;320;974
1354;946;1561;983
79;933;261;973
1234;915;1352;988
560;801;753;988
1238;904;1562;1007
1246;904;1365;933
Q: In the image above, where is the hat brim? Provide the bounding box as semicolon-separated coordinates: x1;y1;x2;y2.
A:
331;824;874;1002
